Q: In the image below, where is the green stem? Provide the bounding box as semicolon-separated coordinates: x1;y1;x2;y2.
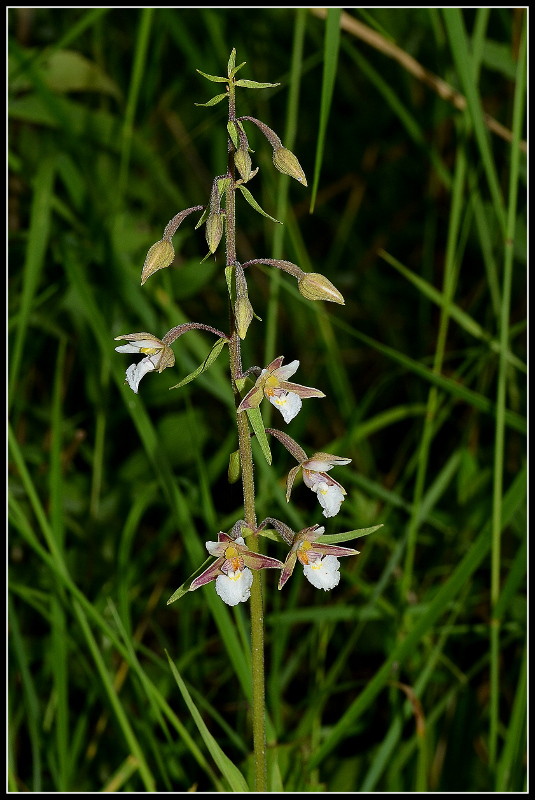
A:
226;76;267;793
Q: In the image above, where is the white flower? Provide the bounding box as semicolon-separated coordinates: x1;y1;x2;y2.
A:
114;332;175;394
315;481;345;518
268;391;302;423
303;554;341;590
238;356;324;423
215;568;253;606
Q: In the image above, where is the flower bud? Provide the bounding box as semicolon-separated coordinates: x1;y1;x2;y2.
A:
228;450;241;484
235;296;253;339
298;272;345;305
141;239;175;285
272;147;307;186
205;212;223;254
234;147;252;182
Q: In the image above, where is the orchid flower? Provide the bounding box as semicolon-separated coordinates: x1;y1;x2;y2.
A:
237;356;324;424
189;532;284;606
115;332;175;394
278;525;359;590
266;429;351;518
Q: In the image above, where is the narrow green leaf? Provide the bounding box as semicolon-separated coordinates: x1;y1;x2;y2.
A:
229;61;247;79
196;69;228;83
237;185;282;224
321;525;384;545
167;557;212;605
195;93;227;107
236;378;272;466
234;79;280;89
165;653;250;792
227;120;239;149
310;8;341;213
169;338;227;390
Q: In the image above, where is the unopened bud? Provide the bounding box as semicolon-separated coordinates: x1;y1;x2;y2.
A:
273;147;307;186
234;148;252;182
141;239;175;285
235;296;253;339
228;450;241;484
205;212;223;254
298;272;345;305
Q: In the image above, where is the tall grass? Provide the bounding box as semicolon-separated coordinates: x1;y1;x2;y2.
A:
8;8;526;792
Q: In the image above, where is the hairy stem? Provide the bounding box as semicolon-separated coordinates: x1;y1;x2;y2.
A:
226;77;267;793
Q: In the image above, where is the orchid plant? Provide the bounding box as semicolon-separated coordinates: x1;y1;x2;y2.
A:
114;50;380;791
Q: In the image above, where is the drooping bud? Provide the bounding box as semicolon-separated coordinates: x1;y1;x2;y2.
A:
228;450;241;484
298;272;345;305
205;212;223;254
272;147;307;186
235;296;254;339
234;147;252;182
141;239;175;285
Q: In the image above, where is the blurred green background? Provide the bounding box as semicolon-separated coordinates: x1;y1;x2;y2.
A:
8;8;526;792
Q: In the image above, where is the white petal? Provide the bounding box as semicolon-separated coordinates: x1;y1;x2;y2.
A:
303;555;340;590
124;358;157;393
315;482;344;518
215;568;253;606
274;359;300;381
269;391;302;424
116;339;162;354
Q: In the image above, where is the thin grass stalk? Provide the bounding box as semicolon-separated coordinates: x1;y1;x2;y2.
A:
489;15;526;772
401;129;467;599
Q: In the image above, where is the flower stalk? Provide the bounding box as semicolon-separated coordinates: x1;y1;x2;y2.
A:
113;49;364;793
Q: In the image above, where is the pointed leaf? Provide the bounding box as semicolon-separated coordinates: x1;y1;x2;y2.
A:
234;79;280;89
194;207;210;229
236;377;271;465
169;338;227;390
165;653;250;792
227;120;239;149
167;557;213;604
321;525;384;545
194;93;228;107
237;185;282;224
229;61;246;79
227;49;236;76
196;69;228;83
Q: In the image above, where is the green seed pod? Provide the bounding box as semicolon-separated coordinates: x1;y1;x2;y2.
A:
235;296;254;339
228;450;241;484
205;212;223;254
141;239;175;285
298;272;345;305
234;147;252;182
272;147;307;186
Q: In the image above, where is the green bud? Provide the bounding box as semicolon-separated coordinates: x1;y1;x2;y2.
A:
272;147;307;186
228;450;241;484
235;296;254;339
205;212;223;254
298;272;345;305
141;239;175;285
234;147;252;182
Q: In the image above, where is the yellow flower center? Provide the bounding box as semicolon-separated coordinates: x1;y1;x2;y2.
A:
297;539;312;565
264;375;280;397
140;347;160;355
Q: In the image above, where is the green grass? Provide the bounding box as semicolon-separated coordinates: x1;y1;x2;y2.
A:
8;8;526;792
